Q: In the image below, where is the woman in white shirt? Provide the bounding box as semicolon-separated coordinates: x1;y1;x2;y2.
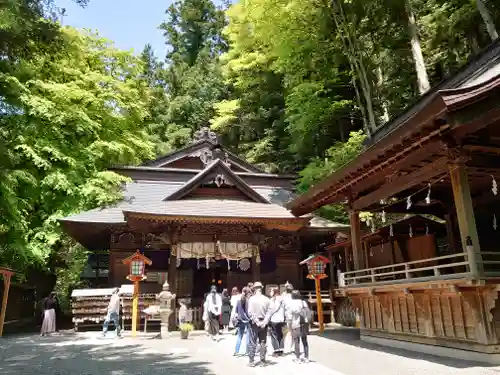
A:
229;286;241;329
268;287;285;356
205;285;223;341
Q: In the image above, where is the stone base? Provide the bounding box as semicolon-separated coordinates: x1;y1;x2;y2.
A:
361;333;500;364
160;323;170;339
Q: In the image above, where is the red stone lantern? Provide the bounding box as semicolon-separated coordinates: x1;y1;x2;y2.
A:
300;254;331;333
122;250;152;337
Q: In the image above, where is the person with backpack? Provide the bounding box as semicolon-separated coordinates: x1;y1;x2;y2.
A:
268;287;285;356
287;290;312;363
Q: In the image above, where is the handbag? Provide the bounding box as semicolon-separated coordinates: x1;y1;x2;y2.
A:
300;301;313;324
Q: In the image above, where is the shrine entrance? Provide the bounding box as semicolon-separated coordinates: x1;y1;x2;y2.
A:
193;264;228;298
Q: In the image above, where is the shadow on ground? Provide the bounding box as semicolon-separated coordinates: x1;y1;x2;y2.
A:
0;332;213;375
311;327;496;369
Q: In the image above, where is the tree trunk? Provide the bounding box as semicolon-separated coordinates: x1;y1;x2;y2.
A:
332;0;377;134
475;0;498;41
405;0;431;95
376;66;390;123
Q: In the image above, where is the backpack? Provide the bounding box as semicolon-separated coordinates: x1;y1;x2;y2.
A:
300;301;313;324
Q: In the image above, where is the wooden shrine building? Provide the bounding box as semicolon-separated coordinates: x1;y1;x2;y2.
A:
60;128;347;306
288;40;500;362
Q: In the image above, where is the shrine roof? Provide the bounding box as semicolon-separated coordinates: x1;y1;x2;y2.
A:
141;139;264;173
60;180;296;224
123;199;302;221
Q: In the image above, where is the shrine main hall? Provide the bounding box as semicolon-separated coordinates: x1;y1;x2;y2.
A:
60;128;346;301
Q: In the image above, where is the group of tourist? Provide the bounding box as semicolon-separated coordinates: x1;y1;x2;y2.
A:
202;281;312;366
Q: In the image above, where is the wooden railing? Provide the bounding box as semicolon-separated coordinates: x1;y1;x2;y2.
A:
478;251;500;276
299;289;334;324
340;252;471;287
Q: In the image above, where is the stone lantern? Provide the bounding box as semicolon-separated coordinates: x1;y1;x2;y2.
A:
156;280;176;339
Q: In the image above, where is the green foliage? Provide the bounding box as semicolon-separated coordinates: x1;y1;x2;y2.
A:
180;322;194;331
297;131;366;223
143;0;230;154
0;22;154;278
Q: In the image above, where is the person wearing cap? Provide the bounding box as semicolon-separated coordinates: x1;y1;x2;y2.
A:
282;281;294;354
246;281;271;367
102;288;121;338
205;285;222;341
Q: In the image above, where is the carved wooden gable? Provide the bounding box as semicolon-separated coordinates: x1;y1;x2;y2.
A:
141;127;262;173
164;159;269;203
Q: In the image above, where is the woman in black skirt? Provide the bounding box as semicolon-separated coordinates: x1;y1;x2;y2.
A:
220;288;231;331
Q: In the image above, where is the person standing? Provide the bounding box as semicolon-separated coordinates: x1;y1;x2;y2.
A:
221;288;231;332
268;287;285;356
229;286;241;329
40;292;58;336
102;288;121;338
233;286;251;356
246;281;271;367
282;281;294;354
202;293;210;336
288;290;312;363
205;285;222;341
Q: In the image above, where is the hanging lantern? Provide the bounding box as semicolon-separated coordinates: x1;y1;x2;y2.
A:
300;254;330;280
122;250;152;282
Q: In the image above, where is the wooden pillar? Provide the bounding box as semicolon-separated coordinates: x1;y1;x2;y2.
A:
444;213;458;253
0;271;12;337
131;280;139;337
449;164;482;277
363;241;370;269
251;255;260;282
344;245;351;272
349;211;363;271
328;251;336;323
168;249;177;330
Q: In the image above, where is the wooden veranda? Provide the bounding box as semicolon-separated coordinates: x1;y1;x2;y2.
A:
288;41;500;361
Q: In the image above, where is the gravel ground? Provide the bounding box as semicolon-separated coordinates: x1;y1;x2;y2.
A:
1;328;500;375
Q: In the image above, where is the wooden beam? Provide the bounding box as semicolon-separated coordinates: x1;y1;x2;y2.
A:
464;144;500;155
449;164;482;277
352;157;449;210
352;141;446;197
349;211;363;271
